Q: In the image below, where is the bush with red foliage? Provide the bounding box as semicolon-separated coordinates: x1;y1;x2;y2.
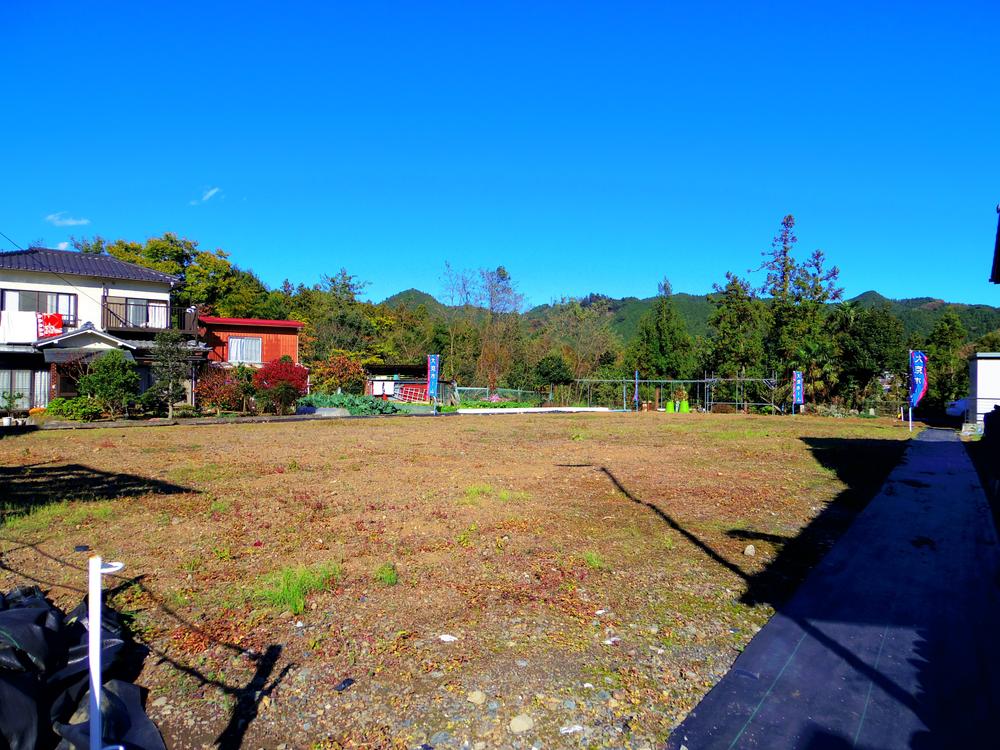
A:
253;357;309;414
195;367;241;414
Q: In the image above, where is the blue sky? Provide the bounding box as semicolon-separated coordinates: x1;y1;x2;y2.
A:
2;2;999;306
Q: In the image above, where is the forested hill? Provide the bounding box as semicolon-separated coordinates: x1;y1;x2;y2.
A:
383;288;1000;344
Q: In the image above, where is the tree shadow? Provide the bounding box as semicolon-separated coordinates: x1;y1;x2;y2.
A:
0;461;193;520
732;436;908;607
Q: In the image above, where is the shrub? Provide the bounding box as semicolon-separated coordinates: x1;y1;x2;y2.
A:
45;396;103;422
298;392;400;416
77;350;139;419
254;358;309;415
310;353;366;394
196;367;241;414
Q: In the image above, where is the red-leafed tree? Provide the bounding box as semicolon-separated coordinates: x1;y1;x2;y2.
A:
195;367;241;415
253;357;309;414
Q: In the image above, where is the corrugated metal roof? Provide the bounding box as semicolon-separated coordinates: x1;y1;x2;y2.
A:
0;248;178;285
199;316;304;329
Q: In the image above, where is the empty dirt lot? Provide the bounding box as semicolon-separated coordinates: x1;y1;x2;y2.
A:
0;413;909;749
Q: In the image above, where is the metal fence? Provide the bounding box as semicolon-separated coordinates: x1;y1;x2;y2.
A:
453;386;545;404
573;376;781;412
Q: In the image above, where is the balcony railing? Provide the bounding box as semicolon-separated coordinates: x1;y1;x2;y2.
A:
101;299;198;333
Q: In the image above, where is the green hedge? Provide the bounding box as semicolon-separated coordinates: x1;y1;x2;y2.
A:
298;393;401;416
45;397;103;422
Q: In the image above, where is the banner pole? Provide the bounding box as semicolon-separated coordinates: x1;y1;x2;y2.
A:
909;407;912;432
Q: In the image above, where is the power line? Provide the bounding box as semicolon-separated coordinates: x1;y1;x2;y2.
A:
0;230;25;250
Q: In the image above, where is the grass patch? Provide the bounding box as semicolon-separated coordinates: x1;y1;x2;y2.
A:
209;498;231;515
464;484;493;500
374;562;399;586
2;500;117;533
256;562;342;614
582;551;608;571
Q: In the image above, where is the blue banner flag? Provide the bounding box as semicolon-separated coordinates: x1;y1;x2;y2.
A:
792;371;804;406
909;350;928;408
427;354;440;402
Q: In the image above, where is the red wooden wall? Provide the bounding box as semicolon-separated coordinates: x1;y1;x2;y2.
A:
203;325;300;364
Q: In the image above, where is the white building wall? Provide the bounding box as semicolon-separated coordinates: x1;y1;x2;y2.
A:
970;354;1000;425
0;269;171;344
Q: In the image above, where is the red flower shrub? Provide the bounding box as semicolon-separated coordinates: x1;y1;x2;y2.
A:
253;358;309;414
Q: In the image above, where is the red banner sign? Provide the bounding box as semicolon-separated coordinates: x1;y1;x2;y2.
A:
36;312;63;338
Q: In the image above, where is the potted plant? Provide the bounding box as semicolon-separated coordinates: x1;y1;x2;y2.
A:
1;390;23;427
672;387;689;414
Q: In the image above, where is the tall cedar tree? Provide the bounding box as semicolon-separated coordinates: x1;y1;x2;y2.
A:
627;295;694;379
708;272;770;377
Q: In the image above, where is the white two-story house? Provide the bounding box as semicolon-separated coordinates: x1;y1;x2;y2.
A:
0;247;206;410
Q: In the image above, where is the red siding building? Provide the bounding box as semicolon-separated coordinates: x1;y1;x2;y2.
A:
199;316;304;365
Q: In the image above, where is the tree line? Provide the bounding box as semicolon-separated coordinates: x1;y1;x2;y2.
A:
74;215;996;413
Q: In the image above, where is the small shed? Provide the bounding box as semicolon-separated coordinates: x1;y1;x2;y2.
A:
364;363;428;401
970;353;1000;425
199;316;304;366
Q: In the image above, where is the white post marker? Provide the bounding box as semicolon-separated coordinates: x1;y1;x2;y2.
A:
88;555;125;750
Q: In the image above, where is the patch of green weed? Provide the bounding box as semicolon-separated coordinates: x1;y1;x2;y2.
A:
374;562;399;586
256;562;342;614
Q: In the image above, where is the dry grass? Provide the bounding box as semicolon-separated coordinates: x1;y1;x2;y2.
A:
0;413;909;748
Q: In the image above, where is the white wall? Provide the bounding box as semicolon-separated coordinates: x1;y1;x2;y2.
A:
970;355;1000;425
0;269;171;343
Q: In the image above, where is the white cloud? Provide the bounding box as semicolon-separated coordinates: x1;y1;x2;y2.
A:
45;212;90;227
190;186;222;205
56;241;69;250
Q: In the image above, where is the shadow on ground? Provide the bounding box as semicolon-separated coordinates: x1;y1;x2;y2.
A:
559;434;992;749
0;461;192;519
0;461;289;749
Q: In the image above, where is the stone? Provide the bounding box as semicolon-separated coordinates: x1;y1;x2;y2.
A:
595;689;611;702
430;731;451;745
562;698;576;710
487;700;501;712
515;659;529;668
744;544;756;557
152;697;168;708
509;714;534;733
467;690;487;706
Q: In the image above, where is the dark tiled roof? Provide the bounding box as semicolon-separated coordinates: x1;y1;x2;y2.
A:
0;247;178;285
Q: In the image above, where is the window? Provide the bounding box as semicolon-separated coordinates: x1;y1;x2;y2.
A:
0;370;32;410
1;289;78;326
120;298;169;328
228;336;262;364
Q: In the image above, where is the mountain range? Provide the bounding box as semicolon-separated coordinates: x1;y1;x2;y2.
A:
382;288;1000;344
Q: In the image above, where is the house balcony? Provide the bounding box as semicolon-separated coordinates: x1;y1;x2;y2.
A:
101;299;198;334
